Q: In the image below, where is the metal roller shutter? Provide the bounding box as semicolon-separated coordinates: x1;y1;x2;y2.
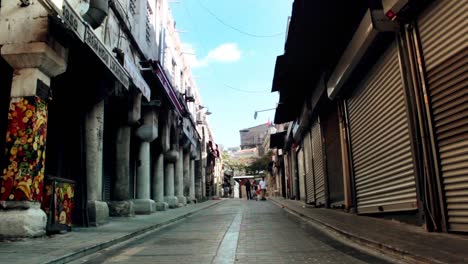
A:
284;155;290;198
418;0;468;232
304;132;315;204
347;43;418;214
297;148;306;201
312;119;326;206
103;174;111;201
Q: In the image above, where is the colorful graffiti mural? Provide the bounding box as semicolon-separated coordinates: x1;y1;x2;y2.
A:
1;96;48;202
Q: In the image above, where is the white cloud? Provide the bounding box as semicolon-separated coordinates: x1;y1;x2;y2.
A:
182;43;241;68
206;43;241;62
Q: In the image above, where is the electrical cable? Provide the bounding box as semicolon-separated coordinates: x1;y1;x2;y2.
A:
180;3;270;95
196;0;285;38
223;84;270;94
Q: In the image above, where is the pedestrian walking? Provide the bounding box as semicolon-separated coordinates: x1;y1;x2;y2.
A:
245;179;252;200
259;177;267;201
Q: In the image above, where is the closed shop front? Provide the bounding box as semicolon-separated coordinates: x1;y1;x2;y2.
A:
321;103;344;207
346;43;418;214
304;131;315;204
311;119;326;206
417;0;468;232
297;147;306;201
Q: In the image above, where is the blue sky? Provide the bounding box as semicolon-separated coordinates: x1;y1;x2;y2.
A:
170;0;293;148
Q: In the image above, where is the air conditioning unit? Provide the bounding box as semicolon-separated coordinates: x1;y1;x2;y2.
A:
196;111;205;124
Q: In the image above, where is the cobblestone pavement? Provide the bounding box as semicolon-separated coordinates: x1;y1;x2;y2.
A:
74;199;391;264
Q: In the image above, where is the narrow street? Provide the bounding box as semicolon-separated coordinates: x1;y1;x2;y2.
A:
75;200;390;264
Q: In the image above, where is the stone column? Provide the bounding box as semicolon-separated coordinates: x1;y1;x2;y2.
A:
175;149;186;206
133;108;158;214
109;92;141;217
0;42;67;237
187;146;197;203
85;100;109;226
202;165;207;200
109;126;134;217
183;149;190;201
152;153;168;210
190;159;196;203
195;144;203;201
164;149;178;208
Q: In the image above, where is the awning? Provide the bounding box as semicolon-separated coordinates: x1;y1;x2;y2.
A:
141;60;185;116
271;55;287;92
124;56;151;101
271;0;371;124
270;131;287;149
274;102;300;124
233;175;255;179
182;117;198;147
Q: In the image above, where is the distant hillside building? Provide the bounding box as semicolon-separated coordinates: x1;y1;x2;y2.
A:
239;123;270;154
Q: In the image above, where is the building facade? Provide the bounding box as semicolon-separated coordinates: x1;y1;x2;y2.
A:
0;0;220;238
270;0;467;233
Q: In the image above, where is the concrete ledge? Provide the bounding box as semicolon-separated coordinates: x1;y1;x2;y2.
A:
0;202;46;238
164;196;179;209
155;202;169;211
108;201;135;217
177;196;187;206
88;201;109;226
132;199;156;215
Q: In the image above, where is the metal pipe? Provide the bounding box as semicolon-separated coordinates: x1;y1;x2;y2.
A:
82;0;109;29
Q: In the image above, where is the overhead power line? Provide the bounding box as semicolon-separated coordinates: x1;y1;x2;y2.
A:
178;3;272;95
196;0;285;38
224;84;270;93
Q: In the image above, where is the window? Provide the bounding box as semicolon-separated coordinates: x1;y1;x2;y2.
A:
129;0;137;15
146;1;153;43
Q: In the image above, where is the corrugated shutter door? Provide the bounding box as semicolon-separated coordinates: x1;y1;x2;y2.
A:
347;43;418;214
312;119;326;206
103;173;111;201
297;148;306;201
304;132;315;204
418;0;468;232
284;155;290;197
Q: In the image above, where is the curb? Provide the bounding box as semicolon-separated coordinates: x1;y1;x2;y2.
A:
45;200;223;264
269;198;444;264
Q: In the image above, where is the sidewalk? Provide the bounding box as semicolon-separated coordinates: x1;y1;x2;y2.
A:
0;199;223;264
270;197;468;264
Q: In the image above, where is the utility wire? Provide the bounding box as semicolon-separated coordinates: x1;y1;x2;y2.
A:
180;3;271;95
224;84;270;94
196;0;285;38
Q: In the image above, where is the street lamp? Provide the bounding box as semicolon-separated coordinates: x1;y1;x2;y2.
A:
198;105;212;115
254;107;276;119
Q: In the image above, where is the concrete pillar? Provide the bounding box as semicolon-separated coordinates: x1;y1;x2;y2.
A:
136;142;150;197
85;100;109;226
190;159;196;202
183;150;190;200
202;165;207;200
109;91;142;217
133;107;158;214
0;42;67;237
152;153;168;210
195;159;203;201
108;126;134;217
164;149;178;208
175;149;186;206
